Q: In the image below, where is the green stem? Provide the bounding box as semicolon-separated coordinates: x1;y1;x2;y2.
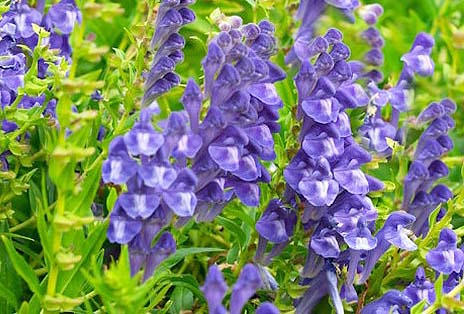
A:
45;190;66;311
9;216;36;233
422;279;464;314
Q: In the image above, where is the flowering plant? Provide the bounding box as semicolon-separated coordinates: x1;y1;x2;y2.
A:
1;0;463;313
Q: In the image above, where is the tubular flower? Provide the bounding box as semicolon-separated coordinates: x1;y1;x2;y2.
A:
403;267;435;308
103;105;197;278
360;32;435;156
286;0;359;65
0;0;81;136
255;199;297;265
426;228;464;275
403;99;455;236
361;290;413;314
143;0;196;105
201;264;278;314
296;262;344;314
178;19;286;223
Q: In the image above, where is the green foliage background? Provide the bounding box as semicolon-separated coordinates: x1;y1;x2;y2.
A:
0;0;463;313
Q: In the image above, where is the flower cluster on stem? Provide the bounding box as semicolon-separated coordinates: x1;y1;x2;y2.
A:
0;0;81;134
142;0;196;105
403;99;456;236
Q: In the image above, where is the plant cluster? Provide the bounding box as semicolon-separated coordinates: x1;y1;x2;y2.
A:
1;0;463;313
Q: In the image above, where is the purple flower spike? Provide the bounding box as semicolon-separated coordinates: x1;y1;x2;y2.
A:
174;22;285;221
142;0;195;103
283;23;386;308
229;264;262;314
426;228;464;274
403;98;454;235
404;267;435;307
361;290;413;314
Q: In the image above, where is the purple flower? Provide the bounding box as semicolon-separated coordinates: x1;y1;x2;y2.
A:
400;33;435;79
296;263;344;314
359;211;417;284
359;117;396;155
12;3;42;39
142;231;176;281
426;228;464;275
201;263;274;313
201;265;228;313
255;199;297;264
45;0;82;35
256;302;279;314
230;264;262;314
107;200;145;245
361;290;413;314
102;137;138;185
403;267;435;307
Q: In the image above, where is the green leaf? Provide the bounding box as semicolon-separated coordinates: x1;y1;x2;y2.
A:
57;221;108;296
216;216;247;248
68;161;102;215
168;286;193;314
162;247;224;268
0;275;19;310
226;243;239;264
29;181;53;265
164;274;204;302
434;273;444;302
226;205;256;229
428;204;443;230
410;299;427;314
106;187;118;212
1;236;44;297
